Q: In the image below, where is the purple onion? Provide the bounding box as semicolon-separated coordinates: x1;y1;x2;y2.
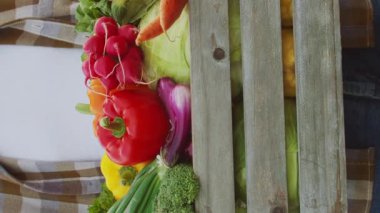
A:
157;77;191;167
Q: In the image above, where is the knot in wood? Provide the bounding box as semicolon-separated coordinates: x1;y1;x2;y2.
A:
271;206;285;213
213;47;225;60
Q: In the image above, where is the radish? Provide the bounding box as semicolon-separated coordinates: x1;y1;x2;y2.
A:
115;57;142;85
100;74;119;91
118;24;139;44
89;54;101;78
105;36;128;57
83;35;105;55
126;46;144;62
94;55;117;78
94;17;118;38
82;60;91;79
82;54;100;79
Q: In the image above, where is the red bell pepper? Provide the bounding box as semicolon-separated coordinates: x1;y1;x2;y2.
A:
97;87;170;165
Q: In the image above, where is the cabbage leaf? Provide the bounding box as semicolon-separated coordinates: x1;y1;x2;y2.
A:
139;0;242;97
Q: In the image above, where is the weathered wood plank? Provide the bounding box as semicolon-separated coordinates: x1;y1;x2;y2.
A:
293;0;347;212
188;0;235;212
240;0;288;212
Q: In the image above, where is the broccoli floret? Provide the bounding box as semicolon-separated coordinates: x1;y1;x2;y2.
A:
88;184;116;213
154;164;200;213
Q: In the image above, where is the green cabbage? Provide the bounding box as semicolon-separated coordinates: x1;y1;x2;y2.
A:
139;3;191;86
139;0;242;97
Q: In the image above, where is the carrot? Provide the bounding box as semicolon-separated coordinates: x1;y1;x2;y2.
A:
135;16;163;46
160;0;188;31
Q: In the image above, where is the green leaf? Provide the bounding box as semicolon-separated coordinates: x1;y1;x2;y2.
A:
111;0;158;25
96;0;112;16
75;18;92;32
111;0;129;25
75;0;106;33
83;7;97;19
126;0;158;23
75;23;88;32
79;0;93;9
75;6;85;19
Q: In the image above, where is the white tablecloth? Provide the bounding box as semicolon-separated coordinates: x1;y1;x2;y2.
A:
0;45;103;161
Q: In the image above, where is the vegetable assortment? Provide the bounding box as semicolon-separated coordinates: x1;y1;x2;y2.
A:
75;2;199;211
108;81;197;213
75;0;300;212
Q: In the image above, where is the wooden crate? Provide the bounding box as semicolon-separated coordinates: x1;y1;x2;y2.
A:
188;0;347;212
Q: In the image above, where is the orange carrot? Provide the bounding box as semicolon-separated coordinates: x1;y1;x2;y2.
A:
135;16;163;46
160;0;188;31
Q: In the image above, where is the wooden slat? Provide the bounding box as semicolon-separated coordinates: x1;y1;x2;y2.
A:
188;0;235;212
293;0;347;212
240;0;288;212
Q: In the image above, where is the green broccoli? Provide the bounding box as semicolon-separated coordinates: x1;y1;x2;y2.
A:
88;184;116;213
154;164;200;213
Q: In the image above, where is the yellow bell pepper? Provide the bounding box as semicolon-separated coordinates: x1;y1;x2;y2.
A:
282;28;296;97
100;154;148;200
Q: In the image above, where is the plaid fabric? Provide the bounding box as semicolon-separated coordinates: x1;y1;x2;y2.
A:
347;148;375;213
0;157;103;212
0;0;103;212
0;0;377;212
0;0;88;47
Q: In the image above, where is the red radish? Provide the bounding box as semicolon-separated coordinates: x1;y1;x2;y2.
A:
87;52;102;62
94;56;117;78
105;36;128;57
82;60;91;78
118;24;139;44
82;54;100;79
83;35;105;55
94;17;118;38
100;74;119;91
115;57;142;85
126;46;144;62
89;54;101;78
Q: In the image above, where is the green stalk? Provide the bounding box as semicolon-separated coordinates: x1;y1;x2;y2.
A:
111;167;155;213
124;170;158;213
134;161;157;181
143;176;161;213
99;117;126;138
107;198;123;213
136;175;160;213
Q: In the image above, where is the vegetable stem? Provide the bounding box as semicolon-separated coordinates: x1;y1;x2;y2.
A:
99;117;126;138
119;166;138;186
